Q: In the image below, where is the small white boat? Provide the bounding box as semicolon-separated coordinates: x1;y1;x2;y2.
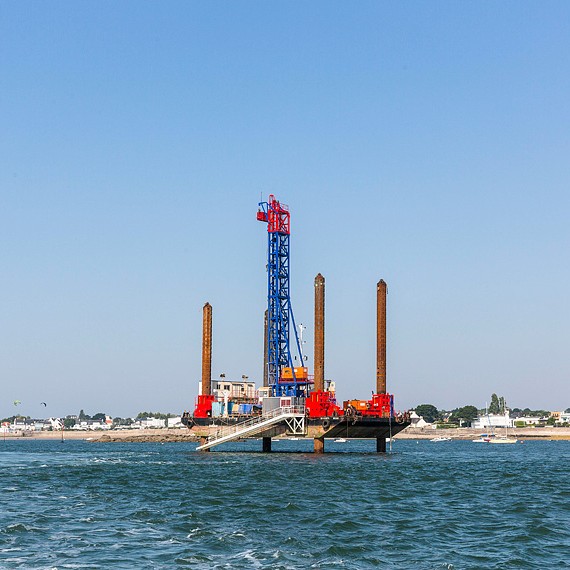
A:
334;438;347;443
430;436;452;442
472;431;492;443
489;436;517;444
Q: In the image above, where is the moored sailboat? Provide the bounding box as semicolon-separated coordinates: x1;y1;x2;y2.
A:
489;408;517;444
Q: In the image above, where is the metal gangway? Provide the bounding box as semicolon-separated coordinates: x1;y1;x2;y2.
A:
196;405;306;451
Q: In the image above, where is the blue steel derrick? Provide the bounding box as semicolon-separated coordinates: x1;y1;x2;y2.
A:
257;195;308;397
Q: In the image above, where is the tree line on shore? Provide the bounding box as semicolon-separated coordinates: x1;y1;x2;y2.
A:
414;394;569;427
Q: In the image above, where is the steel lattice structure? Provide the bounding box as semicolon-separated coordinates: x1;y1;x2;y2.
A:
257;195;305;397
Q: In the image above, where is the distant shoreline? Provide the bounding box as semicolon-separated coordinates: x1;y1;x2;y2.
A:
395;426;570;440
1;428;198;442
3;426;570;443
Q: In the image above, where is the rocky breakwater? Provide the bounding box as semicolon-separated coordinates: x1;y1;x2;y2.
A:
93;428;199;443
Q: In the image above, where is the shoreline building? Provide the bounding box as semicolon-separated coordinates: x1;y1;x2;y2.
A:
471;411;513;429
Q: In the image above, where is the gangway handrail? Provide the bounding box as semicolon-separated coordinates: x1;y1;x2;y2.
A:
196;405;305;450
209;405;305;441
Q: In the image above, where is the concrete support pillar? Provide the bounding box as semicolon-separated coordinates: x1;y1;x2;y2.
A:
314;273;325;392
199;437;210;452
202;302;212;396
376;437;387;453
376;280;387;394
314;438;325;454
262;437;272;452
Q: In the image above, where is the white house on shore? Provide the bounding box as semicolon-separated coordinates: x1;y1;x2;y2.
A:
557;412;570;425
514;416;548;426
132;416;184;429
72;416;112;430
135;417;166;429
409;411;432;429
471;412;514;429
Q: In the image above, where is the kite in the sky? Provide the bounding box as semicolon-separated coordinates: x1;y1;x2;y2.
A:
41;402;47;407
13;400;21;406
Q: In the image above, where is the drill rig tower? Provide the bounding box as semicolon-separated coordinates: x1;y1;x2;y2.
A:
257;195;309;398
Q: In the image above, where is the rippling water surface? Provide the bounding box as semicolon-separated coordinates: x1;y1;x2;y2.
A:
1;438;569;569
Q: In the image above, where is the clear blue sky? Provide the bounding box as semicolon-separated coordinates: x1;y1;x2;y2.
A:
1;1;568;419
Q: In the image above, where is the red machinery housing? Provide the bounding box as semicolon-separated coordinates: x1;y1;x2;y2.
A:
305;391;343;418
194;395;215;418
306;391;394;419
344;393;394;418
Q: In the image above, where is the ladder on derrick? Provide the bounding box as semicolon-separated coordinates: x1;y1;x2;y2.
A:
196;406;306;451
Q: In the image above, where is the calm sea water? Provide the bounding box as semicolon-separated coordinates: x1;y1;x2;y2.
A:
1;438;569;569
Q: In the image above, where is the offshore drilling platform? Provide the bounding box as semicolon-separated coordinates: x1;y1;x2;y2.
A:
182;195;410;452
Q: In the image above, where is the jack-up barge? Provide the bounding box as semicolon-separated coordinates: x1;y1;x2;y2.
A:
182;195;410;452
